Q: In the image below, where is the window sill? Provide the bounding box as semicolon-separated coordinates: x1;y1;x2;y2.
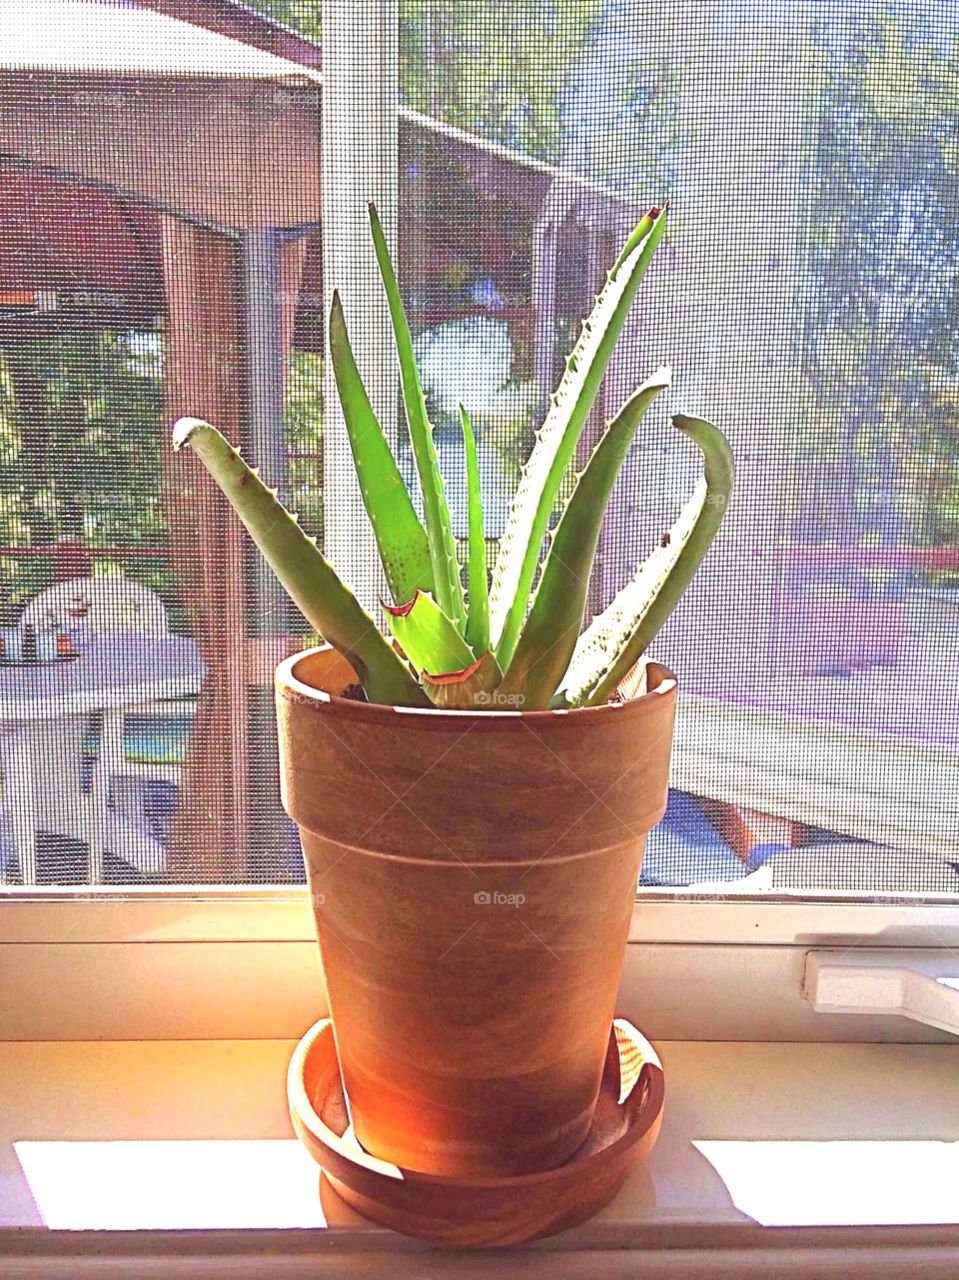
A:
2;1037;959;1278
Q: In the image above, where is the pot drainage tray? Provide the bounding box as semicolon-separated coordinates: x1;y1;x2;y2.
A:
287;1017;665;1246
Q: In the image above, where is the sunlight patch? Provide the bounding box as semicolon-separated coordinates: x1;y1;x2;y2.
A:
693;1139;959;1226
14;1139;326;1230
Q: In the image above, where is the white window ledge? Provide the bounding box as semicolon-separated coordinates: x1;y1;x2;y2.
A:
2;1038;959;1278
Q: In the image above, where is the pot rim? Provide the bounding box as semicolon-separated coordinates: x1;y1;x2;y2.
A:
276;644;677;725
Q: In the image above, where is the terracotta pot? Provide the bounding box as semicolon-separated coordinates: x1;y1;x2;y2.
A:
276;644;676;1178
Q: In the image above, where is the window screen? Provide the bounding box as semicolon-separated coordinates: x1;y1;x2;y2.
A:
0;0;955;893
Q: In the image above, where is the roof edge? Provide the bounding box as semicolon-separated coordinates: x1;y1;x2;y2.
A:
134;0;320;69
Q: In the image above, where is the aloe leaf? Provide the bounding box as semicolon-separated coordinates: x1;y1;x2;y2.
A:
420;650;503;710
328;291;434;602
384;589;478;676
368;204;467;631
499;367;671;709
610;199;667;275
172;418;429;708
554;413;734;708
458;404;490;656
489;203;669;669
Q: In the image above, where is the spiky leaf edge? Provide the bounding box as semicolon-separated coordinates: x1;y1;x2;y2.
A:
499;366;671;709
172;418;428;708
488;203;669;669
554;413;734;708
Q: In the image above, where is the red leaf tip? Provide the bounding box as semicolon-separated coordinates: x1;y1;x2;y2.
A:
382;590;421;618
421;652;490;685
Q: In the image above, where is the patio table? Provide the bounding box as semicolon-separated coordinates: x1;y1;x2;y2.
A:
0;631;203;884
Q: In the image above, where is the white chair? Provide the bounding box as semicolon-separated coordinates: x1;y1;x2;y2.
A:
22;576;169;639
14;576;190;881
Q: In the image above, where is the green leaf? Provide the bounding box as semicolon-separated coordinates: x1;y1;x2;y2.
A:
489;204;669;669
172;418;429;708
554;413;735;708
499;367;671;709
368;204;467;630
384;589;477;676
458;404;490;655
328;292;435;603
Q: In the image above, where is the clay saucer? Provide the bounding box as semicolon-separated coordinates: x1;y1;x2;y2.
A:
287;1017;665;1246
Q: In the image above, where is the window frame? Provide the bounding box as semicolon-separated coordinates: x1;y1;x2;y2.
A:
2;885;958;1044
3;0;958;1053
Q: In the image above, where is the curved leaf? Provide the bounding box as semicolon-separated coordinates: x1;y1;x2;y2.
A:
499;367;670;709
554;413;734;708
172;418;428;707
420;650;503;709
384;590;475;676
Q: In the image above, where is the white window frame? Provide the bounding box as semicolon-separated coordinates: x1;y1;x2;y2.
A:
2;885;958;1044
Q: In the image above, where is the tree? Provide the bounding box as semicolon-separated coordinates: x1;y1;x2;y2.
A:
246;1;320;39
0;332;167;623
801;5;959;579
245;0;608;162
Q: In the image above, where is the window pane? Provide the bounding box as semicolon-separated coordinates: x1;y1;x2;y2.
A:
0;0;955;895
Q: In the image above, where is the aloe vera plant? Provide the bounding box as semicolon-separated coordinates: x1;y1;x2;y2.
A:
174;202;734;711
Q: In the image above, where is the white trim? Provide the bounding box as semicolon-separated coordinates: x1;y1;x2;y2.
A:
2;885;959;945
1;888;958;1043
804;950;959;1034
3;1039;959;1273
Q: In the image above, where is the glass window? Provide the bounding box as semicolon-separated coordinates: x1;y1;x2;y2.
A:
0;0;955;897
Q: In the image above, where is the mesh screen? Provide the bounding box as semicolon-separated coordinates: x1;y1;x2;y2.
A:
0;0;955;894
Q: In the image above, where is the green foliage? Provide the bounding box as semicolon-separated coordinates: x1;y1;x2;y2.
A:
177;207;734;710
368;205;466;627
488;204;668;668
499;367;671;709
554;414;735;709
0;334;324;632
458;405;490;655
399;0;604;161
284;348;324;556
246;1;320;40
245;1;614;167
0;332;169;625
384;588;477;676
802;6;959;579
245;0;607;163
329;291;435;602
